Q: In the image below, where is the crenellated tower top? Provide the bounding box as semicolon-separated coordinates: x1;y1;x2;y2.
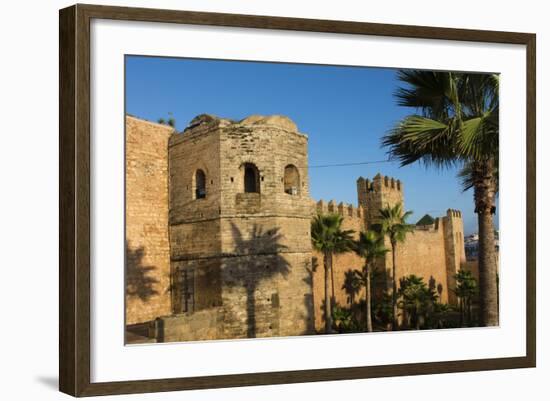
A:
357;173;404;228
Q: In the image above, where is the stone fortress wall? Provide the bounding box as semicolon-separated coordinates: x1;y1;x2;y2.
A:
309;187;466;331
125;116;173;327
392;209;465;305
125;114;467;341
356;174;466;305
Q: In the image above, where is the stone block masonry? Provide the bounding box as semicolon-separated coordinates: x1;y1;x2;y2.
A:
125;116;173;326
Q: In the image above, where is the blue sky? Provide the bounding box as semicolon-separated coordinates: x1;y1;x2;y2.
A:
125;56;498;235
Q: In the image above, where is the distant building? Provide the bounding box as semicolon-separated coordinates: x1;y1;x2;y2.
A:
465;231;499;261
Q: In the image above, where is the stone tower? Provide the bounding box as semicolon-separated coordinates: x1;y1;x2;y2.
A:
355;173;405;295
443;209;467;304
357;173;404;228
168;114;314;339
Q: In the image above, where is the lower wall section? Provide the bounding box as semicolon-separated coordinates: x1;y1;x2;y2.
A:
153;252;315;343
393;228;451;304
312;250;366;332
220;252;315;339
154;309;223;342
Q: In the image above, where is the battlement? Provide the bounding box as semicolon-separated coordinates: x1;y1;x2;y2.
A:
357;174;403;194
357;173;404;226
416;210;463;232
315;199;363;219
446;209;462;218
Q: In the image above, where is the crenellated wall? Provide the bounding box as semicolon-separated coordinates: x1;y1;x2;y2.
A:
310;196;466;330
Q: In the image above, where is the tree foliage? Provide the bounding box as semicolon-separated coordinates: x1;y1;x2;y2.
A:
398;275;437;330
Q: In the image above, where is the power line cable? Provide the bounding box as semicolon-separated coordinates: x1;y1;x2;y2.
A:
308;159;393;168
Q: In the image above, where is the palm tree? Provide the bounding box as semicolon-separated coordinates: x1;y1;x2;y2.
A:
454;269;478;326
353;230;388;332
311;214;355;333
376;202;414;330
382;71;499;326
398;275;437;330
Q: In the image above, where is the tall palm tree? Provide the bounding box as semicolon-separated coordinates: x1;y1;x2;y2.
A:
311;214;355;333
382;71;499;326
353;230;388;332
376;202;414;330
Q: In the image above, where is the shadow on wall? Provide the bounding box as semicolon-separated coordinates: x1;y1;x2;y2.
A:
126;241;159;301
429;275;444;301
343;269;360;306
228;223;291;338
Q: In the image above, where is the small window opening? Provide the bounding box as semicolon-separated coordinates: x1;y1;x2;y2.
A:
283;164;300;195
195;169;206;199
243;163;260;193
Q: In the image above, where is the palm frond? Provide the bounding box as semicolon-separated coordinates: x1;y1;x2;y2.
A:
377;203;415;244
385;70;499;169
311;213;355;253
354;230;388;261
383;115;462;168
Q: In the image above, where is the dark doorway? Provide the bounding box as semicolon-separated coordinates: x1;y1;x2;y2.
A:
244;163;260;193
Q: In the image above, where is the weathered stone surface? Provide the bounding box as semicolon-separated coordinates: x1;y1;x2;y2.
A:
240;114;298;132
125;116;173;325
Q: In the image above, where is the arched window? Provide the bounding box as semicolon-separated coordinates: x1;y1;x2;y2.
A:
195;169;206;199
284;164;300;195
243;163;260;193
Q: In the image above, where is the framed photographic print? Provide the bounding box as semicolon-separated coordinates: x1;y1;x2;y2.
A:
59;3;536;397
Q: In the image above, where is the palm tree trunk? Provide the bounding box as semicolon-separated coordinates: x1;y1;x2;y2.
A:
324;251;333;333
331;259;336;304
473;159;498;326
366;264;373;332
391;243;398;330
